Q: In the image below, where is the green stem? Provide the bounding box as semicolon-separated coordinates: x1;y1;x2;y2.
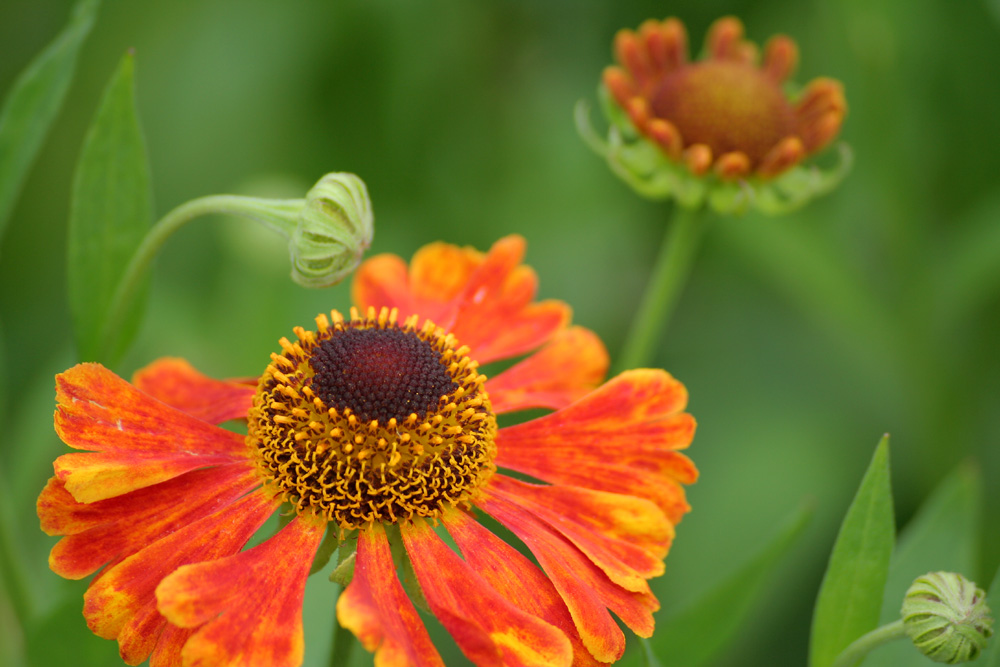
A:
330;617;357;667
99;194;303;359
617;205;707;371
830;620;907;667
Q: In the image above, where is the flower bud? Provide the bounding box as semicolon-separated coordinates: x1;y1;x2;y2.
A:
290;173;374;287
901;571;994;663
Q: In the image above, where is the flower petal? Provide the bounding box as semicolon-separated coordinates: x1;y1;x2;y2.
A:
150;625;194;667
156;515;325;667
478;492;658;663
486;327;608;413
337;524;444;667
401;518;573;667
132;358;255;424
442;510;606;667
495;370;697;522
487;475;673;593
41;463;259;579
54;363;248;501
351;253;416;319
83;490;278;665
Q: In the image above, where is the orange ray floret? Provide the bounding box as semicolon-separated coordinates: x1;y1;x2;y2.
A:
132;357;255;424
401;518;574;667
337;524;444;667
156;516;325;667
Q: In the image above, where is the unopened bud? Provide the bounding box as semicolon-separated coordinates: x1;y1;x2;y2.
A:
901;571;993;663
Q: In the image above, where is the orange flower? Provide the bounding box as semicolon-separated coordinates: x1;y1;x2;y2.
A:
38;235;697;667
579;16;850;213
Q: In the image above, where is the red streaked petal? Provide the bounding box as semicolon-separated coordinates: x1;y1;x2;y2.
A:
401;519;573;667
337;524;444;667
495;370;697;519
83;490;278;665
409;242;484;311
442;510;606;667
132;358;255;424
156;515;325;667
478;493;659;663
486;327;608;414
150;625;193;667
487;476;673;592
44;464;259;580
352;253;417;320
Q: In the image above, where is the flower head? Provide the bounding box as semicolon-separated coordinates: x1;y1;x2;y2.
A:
38;235;697;666
578;16;851;214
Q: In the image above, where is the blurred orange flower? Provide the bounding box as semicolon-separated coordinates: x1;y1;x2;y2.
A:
38;235;697;667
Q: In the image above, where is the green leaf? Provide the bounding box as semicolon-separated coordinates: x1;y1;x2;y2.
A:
67;52;152;363
979;562;1000;667
0;0;100;243
809;436;895;667
648;502;813;667
866;462;981;666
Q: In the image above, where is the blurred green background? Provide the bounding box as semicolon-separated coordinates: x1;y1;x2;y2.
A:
2;0;999;665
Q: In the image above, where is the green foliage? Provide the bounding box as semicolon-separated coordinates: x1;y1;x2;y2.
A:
67;52;151;364
0;0;100;243
979;563;1000;667
647;502;813;667
810;436;895;667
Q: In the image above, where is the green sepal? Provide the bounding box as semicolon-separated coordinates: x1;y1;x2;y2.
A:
330;536;357;587
385;523;429;613
309;524;343;576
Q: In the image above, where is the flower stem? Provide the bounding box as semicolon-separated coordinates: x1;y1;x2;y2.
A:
617;205;706;371
830;620;907;667
330;617;356;667
99;194;303;360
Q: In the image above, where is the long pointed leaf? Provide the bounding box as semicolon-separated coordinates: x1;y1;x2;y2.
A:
648;502;813;667
980;563;1000;666
0;0;100;241
809;436;895;667
67;51;152;363
867;462;981;666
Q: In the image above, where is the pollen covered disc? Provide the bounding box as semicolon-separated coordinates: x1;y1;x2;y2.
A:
247;307;497;529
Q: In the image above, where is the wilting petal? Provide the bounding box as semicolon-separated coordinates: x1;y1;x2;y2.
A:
487;475;673;592
337;524;443;667
447;236;570;363
401;518;573;667
42;464;259;580
442;510;606;667
478;493;658;663
54;364;248;501
132;358;255;424
83;490;278;665
495;370;697;520
486;327;608;413
156;515;325;667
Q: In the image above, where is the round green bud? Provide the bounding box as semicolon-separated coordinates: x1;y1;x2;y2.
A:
901;571;994;663
290;172;373;288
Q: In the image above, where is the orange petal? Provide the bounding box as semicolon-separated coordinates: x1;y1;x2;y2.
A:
640;19;686;76
601;66;636;109
401;519;573;667
478;493;658;663
150;625;194;667
763;35;798;82
660;18;689;70
714;151;751;180
42;464;260;580
156;515;325;667
757;136;806;178
442;510;605;667
132;358;255;424
625;96;652;132
495;370;697;522
487;476;673;592
684;143;713;175
486;326;608;414
337;524;444;667
409;241;484;309
449;236;570;363
54;363;248;501
795;78;847;124
646;118;683;159
351;253;416;320
83;490;278;664
800;109;845;153
706;16;745;61
614;29;651;88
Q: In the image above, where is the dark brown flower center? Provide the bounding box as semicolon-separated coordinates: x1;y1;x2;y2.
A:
651;61;794;162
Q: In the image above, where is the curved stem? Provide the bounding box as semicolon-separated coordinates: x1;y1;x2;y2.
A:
99;195;303;360
617;205;707;372
830;620;907;667
330;617;356;667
